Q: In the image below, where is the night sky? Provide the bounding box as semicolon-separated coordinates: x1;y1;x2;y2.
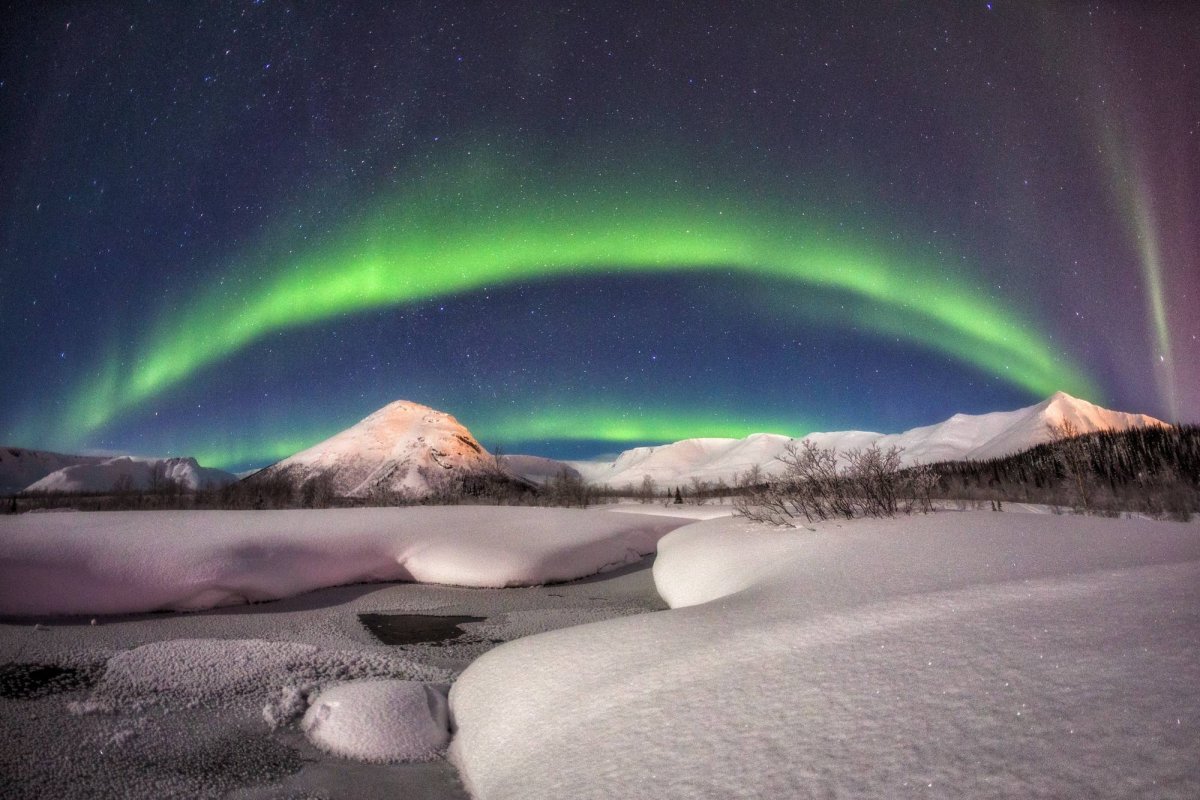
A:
2;2;1197;471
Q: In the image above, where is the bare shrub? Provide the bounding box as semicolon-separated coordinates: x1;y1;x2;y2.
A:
735;441;935;526
300;474;336;508
638;475;657;504
545;469;594;508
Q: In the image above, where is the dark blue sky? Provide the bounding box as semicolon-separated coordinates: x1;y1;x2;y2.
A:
2;2;1196;470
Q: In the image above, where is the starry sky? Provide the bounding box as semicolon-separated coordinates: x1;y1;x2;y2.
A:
2;1;1197;470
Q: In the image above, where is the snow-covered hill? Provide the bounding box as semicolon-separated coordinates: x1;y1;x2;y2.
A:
24;456;235;494
251;400;500;498
573;392;1167;488
0;448;109;494
498;454;581;485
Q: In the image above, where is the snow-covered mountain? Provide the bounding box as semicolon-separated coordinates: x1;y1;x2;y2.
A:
498;454;581;485
572;392;1167;488
0;448;110;494
251;400;500;497
24;456;235;494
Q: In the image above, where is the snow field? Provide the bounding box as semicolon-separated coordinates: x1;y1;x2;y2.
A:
449;512;1200;799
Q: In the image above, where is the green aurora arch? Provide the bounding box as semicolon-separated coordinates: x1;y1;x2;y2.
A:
56;165;1098;448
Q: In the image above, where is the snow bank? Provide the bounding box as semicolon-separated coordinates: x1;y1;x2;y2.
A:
0;506;686;616
449;512;1200;799
302;680;450;762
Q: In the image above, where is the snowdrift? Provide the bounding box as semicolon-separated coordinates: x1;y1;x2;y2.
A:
0;507;687;616
449;513;1200;799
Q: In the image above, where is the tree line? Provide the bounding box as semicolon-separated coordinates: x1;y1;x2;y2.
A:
925;423;1198;520
6;425;1195;521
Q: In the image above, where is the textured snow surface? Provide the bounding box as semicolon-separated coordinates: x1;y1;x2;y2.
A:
95;638;448;710
1;549;662;800
574;392;1165;487
0;506;686;615
24;455;234;493
302;680;451;762
449;512;1200;800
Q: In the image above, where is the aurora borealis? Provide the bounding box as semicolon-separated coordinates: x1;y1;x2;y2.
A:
2;3;1197;470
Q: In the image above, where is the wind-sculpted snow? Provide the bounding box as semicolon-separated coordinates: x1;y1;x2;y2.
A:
449;513;1200;799
0;506;687;616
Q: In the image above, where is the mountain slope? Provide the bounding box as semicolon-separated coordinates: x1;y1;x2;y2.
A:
251;400;498;498
498;455;581;485
0;448;109;495
574;392;1167;488
25;457;235;494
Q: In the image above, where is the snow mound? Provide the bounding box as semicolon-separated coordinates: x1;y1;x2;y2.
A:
24;455;234;493
251;399;499;498
577;392;1166;487
449;513;1200;799
0;506;686;615
302;680;450;762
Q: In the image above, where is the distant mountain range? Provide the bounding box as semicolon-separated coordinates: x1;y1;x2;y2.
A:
1;392;1166;497
0;450;235;495
568;392;1166;488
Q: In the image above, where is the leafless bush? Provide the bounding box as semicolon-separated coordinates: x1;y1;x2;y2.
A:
735;441;932;526
844;445;904;516
638;475;657;504
544;469;594;508
300;474;336;508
